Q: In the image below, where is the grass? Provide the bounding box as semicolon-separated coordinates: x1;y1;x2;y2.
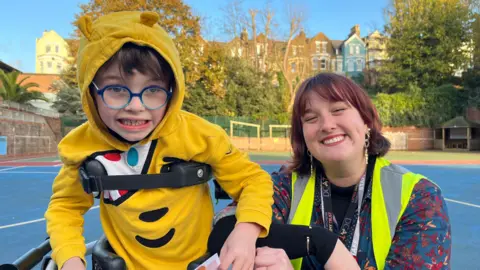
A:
247;150;480;162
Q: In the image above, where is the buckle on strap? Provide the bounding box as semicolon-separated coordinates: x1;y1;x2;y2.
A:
79;166;104;194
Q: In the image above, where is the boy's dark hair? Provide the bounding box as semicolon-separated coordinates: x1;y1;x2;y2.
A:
97;42;176;90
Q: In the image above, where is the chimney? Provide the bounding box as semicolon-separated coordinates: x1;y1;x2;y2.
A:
350;24;360;37
240;28;249;42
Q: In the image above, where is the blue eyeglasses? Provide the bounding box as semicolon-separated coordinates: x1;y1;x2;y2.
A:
91;81;172;110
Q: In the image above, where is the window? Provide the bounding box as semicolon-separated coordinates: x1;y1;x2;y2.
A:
316;41;320;53
238;48;243;57
57;63;62;71
293;46;297;56
321;59;327;70
337;60;343;72
40;61;44;73
322;42;327;53
357;59;363;71
46;45;51;53
348;61;354;72
47;61;52;68
55;45;59;53
291;62;296;73
356;46;360;55
349;46;353;55
313;58;319;70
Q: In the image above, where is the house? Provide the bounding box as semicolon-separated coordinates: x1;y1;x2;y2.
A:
16;73;65;111
288;30;309;75
0;60;20;73
308;32;335;73
199;24;373;78
363;30;388;85
342;25;367;77
331;40;344;74
364;30;387;70
35;30;73;74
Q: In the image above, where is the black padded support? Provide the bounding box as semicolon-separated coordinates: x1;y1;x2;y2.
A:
80;159;213;194
92;235;126;270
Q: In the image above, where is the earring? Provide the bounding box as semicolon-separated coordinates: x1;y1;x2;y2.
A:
307;150;313;176
365;128;371;165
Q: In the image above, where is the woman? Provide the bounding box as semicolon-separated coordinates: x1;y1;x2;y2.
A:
210;73;451;270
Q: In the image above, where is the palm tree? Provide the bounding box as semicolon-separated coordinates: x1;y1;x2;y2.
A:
0;70;49;104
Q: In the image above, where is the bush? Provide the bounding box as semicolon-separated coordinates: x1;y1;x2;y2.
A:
373;83;465;127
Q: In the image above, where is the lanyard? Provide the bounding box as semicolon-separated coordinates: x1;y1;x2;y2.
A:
319;156;375;256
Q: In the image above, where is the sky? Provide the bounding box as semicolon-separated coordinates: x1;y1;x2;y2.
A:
0;0;390;73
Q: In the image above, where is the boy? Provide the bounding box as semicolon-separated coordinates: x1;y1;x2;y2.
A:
45;11;273;269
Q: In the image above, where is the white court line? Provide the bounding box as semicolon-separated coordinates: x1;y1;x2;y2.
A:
0;156;56;164
0;206;100;230
445;198;480;209
1;199;478;230
0;172;58;174
0;166;25;172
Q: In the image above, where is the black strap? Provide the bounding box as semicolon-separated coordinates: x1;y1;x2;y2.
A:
320;155;376;250
80;161;213;194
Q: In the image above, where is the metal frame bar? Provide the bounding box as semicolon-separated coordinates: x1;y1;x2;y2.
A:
44;241;97;270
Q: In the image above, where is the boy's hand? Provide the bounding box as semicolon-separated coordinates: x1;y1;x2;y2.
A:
254;247;293;270
61;257;85;270
219;222;262;270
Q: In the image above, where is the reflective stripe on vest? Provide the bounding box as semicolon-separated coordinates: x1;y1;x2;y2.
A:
288;170;316;270
289;157;425;270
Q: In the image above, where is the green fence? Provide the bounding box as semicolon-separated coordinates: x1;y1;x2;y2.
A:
202;116;290;138
60;116;87;136
61;115;291;138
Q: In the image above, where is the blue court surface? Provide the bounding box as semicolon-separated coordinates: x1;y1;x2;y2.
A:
0;164;479;269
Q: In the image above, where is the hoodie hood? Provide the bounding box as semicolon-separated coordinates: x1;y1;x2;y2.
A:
75;11;185;151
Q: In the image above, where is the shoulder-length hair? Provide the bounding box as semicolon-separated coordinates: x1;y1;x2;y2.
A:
289;73;391;175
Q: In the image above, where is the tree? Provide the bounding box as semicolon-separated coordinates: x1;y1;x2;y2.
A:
223;57;284;119
183;51;285;120
472;13;480;67
373;83;465;127
183;42;228;115
0;71;48;104
249;9;259;70
379;0;472;92
281;4;306;111
221;0;248;41
52;87;83;116
260;3;274;72
71;0;203;91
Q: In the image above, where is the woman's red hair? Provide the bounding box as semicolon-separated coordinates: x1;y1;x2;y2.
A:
289;73;391;174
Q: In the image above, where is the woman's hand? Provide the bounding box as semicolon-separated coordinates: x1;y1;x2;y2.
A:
218;222;262;270
254;247;293;270
61;257;85;270
324;239;360;270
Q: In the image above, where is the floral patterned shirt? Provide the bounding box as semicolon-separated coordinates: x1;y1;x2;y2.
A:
271;165;452;270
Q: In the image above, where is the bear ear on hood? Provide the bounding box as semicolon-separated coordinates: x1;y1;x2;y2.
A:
140;11;159;27
76;15;93;41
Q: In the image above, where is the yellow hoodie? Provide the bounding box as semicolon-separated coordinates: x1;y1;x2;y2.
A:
44;11;273;269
